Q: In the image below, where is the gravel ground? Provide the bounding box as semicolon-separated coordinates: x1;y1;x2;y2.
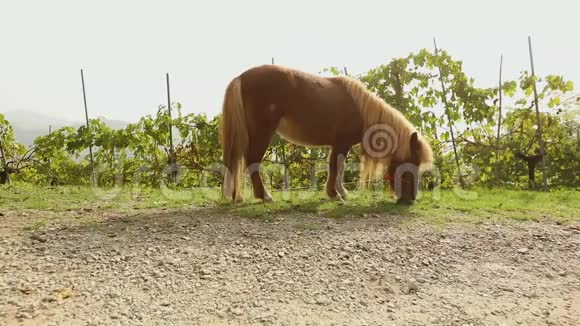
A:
0;208;579;326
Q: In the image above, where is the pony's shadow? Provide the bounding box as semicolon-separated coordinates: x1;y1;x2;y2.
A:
213;195;412;220
21;200;416;271
26;195;416;254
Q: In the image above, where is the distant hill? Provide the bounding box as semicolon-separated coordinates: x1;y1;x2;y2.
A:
3;110;129;146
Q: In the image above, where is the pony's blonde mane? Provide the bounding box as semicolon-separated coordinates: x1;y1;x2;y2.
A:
332;76;433;183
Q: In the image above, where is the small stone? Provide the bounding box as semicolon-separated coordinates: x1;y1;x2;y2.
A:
523;292;538;298
19;287;33;295
422;259;430;266
216;310;226;318
253;301;265;307
278;251;285;258
231;308;244;316
42;297;57;303
517;248;528;254
180;236;191;241
316;296;331;305
16;312;32;319
381;286;395;294
499;286;514;292
31;234;47;243
160;301;171;307
406;283;419;294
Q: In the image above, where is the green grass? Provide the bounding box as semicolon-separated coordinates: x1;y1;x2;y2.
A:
1;184;578;226
0;183;221;212
409;188;580;223
22;220;48;231
219;187;580;224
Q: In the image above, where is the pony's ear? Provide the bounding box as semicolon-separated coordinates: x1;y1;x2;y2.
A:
410;132;420;151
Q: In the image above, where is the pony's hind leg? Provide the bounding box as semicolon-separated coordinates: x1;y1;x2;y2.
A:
247;160;273;202
246;132;275;202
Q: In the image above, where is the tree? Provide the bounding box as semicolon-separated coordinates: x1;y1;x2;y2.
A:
0;114;34;184
2;47;578;191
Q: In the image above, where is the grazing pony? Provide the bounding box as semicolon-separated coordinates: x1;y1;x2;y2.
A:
219;64;433;203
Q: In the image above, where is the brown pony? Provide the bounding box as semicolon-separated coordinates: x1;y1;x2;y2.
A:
219;64;433;204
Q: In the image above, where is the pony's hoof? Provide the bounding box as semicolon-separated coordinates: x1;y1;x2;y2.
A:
329;194;345;203
262;194;274;203
396;198;414;205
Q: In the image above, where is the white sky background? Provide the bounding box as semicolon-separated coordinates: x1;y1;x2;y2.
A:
1;0;578;123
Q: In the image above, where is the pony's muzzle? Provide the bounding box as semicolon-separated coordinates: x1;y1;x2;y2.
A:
393;163;419;204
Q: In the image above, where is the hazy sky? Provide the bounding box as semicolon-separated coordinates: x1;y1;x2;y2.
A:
1;0;578;123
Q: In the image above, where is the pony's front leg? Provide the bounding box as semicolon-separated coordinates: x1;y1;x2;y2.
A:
325;149;341;201
336;150;350;199
326;147;348;201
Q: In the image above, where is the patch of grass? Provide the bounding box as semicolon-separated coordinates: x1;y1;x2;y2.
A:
217;190;410;220
0;184;97;211
1;184;578;227
216;187;579;224
293;221;322;231
23;220;48;231
409;187;579;223
0;184;221;212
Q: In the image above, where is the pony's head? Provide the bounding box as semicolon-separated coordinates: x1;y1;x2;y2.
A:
386;131;433;204
332;75;434;203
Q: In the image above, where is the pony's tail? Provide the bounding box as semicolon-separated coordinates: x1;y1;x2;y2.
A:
219;77;248;202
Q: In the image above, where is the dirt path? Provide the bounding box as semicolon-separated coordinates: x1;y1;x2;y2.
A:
1;208;579;326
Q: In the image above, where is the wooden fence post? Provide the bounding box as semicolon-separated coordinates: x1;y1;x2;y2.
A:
495;54;504;183
166;73;177;183
80;69;96;185
527;36;548;190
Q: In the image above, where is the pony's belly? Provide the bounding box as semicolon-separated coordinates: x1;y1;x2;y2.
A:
276;117;328;147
